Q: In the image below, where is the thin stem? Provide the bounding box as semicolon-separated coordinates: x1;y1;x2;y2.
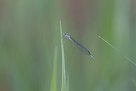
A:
99;36;136;66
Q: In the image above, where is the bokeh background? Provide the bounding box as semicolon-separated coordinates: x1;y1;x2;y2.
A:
0;0;136;91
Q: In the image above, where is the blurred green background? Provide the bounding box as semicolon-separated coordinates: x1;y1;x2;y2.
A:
0;0;136;91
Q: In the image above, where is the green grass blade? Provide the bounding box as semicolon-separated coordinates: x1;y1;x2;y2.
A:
60;20;66;91
50;46;58;91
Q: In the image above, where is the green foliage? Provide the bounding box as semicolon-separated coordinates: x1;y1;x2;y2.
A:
0;0;136;91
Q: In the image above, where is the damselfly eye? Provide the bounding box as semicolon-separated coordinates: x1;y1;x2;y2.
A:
63;32;66;35
63;32;67;37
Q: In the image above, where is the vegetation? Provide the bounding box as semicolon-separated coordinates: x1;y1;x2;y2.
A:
0;0;136;91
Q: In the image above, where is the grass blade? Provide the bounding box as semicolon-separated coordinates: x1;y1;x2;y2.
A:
60;20;66;91
50;46;58;91
99;36;136;66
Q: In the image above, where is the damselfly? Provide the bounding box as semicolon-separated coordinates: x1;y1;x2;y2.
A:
63;32;94;59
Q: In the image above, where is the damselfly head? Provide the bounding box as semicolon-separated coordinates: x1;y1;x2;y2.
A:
62;32;67;42
63;32;67;37
63;32;66;35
